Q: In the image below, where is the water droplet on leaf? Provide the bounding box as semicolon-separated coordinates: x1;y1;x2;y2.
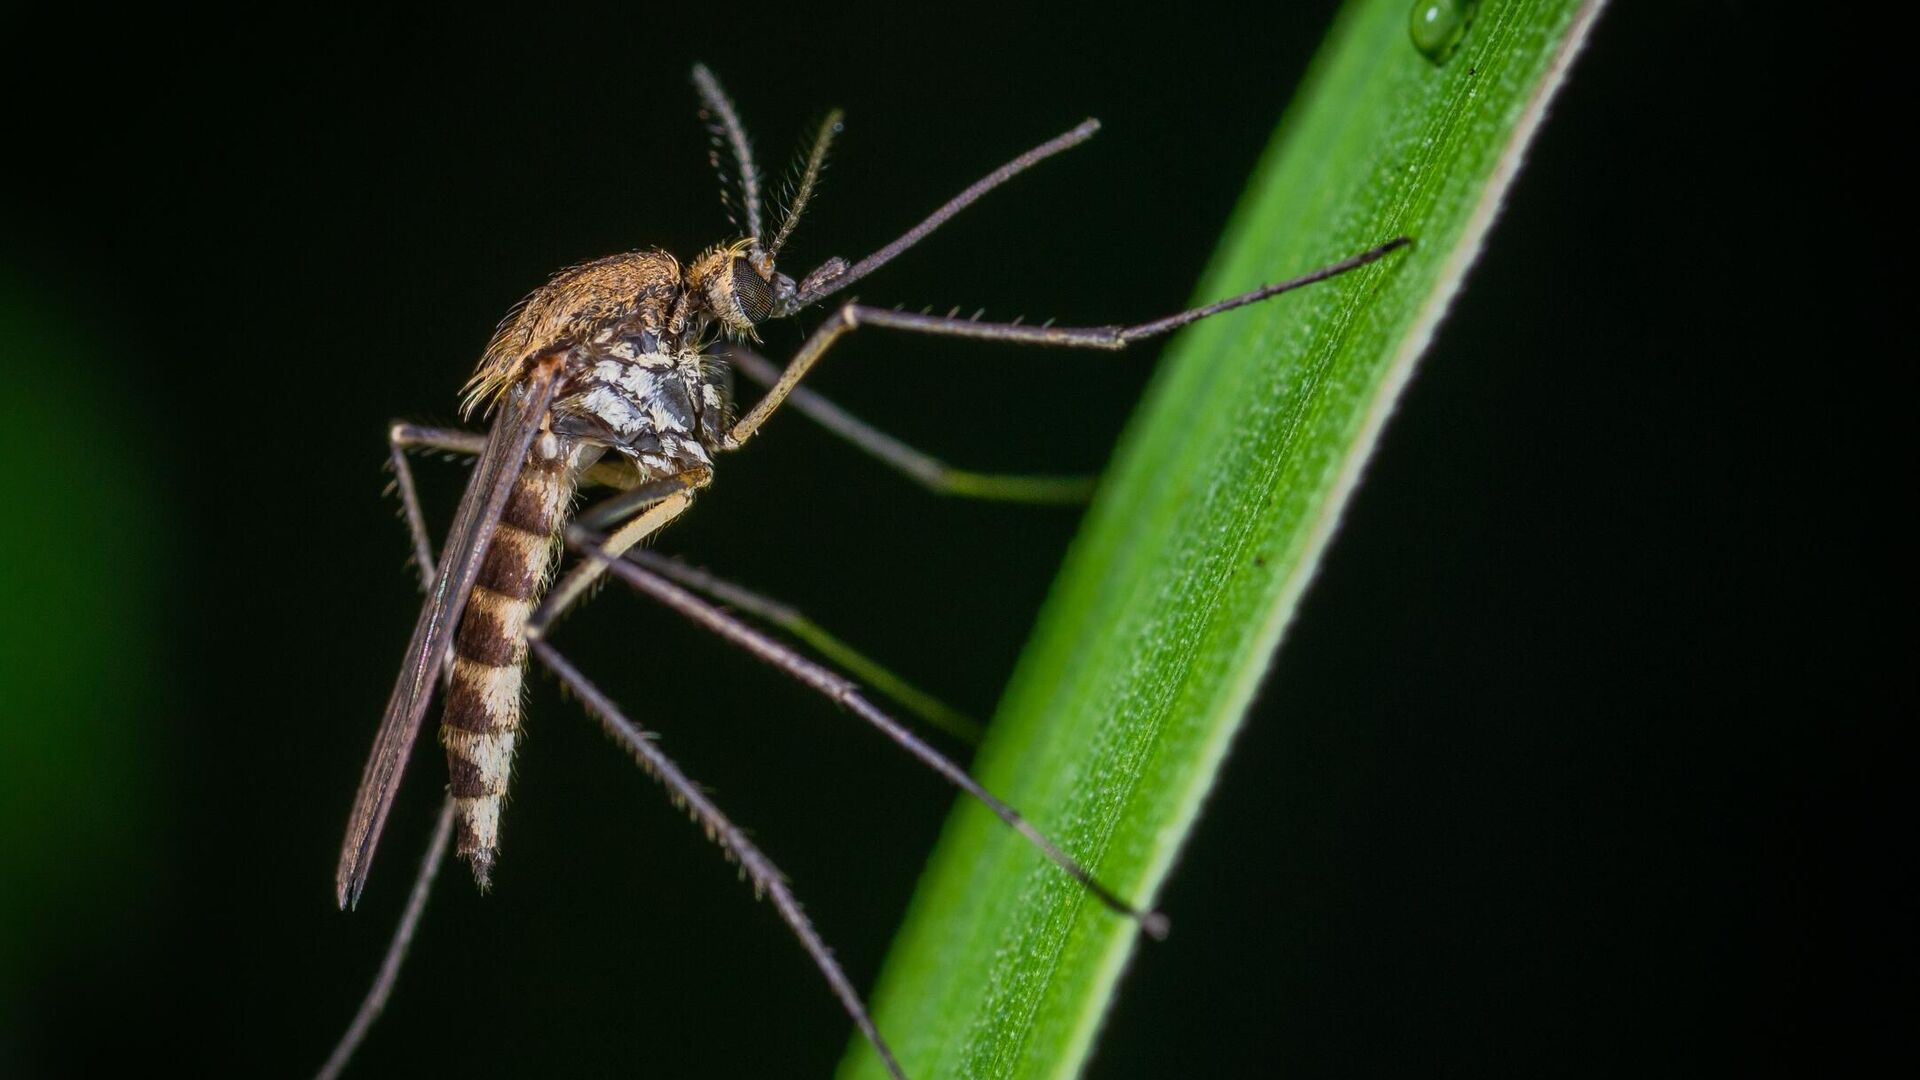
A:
1410;0;1476;64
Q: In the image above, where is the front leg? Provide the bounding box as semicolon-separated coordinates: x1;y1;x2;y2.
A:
724;237;1409;448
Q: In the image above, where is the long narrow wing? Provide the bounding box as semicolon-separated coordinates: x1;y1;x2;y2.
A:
335;355;565;909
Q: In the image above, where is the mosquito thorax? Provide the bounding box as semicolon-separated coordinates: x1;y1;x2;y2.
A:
464;250;687;416
463;238;804;420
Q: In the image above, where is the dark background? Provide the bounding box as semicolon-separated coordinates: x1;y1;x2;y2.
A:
0;4;1898;1077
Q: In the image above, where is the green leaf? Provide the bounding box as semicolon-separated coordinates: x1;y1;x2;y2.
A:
838;1;1606;1077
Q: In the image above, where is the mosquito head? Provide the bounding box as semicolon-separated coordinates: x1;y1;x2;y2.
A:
686;239;794;341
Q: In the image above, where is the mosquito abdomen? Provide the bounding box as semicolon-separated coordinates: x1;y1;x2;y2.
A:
439;433;576;888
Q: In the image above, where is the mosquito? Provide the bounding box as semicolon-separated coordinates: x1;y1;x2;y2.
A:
319;64;1409;1079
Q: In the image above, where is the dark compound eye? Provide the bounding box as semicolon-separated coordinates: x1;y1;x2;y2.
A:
730;257;773;323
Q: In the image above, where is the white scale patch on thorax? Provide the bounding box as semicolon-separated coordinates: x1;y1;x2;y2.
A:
560;347;716;477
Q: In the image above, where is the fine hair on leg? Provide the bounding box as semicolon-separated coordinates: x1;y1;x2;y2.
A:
727;239;1410;448
531;639;907;1080
315;799;456;1080
571;528;1170;939
320;431;474;1079
624;548;983;743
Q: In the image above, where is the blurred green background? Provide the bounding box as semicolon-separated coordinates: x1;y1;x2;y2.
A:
0;5;1896;1077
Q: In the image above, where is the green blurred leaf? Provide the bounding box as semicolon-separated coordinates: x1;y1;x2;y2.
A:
0;272;169;1005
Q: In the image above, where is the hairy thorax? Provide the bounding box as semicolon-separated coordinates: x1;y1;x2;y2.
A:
465;248;734;479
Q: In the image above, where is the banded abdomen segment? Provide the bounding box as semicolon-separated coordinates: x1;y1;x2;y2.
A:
440;435;575;888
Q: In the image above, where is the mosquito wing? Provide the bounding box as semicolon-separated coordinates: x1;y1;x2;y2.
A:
335;355;565;909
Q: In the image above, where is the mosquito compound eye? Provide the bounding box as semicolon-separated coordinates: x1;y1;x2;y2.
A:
730;257;773;324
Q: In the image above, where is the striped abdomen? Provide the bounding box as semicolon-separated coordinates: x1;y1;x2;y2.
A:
440;432;576;888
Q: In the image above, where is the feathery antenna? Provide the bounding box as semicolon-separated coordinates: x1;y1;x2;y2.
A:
768;110;843;260
691;64;764;253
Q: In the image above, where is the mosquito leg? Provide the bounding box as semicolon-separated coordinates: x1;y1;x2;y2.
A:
389;419;646;491
625;548;982;743
530;640;906;1080
726;237;1410;449
573;531;1169;939
528;468;711;641
327;410;658;1078
386;433;710;642
782;120;1103;312
390;422;487;457
386;423;487;585
386;422;648;569
321;431;476;1080
721;346;1095;504
315;798;456;1080
573;468;711;531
